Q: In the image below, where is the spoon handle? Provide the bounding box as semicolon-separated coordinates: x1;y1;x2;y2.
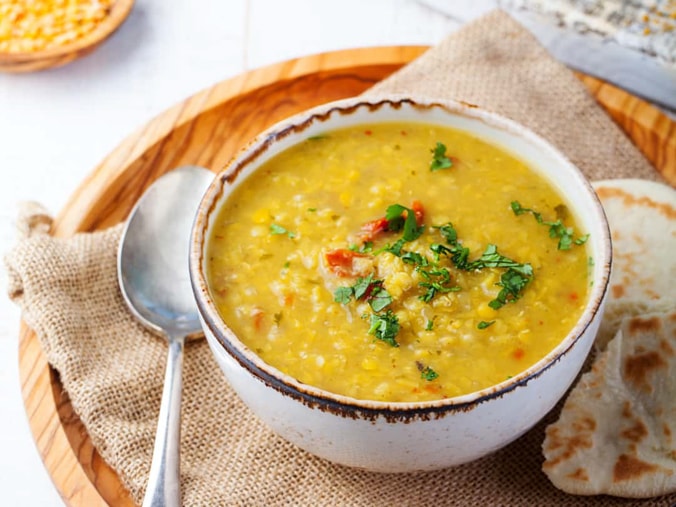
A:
142;335;185;507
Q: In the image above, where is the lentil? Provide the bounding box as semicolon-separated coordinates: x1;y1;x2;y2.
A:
0;0;113;53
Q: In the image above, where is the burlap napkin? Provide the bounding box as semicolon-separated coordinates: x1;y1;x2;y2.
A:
6;9;672;507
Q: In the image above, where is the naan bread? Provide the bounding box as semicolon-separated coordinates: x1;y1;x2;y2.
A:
542;311;676;498
592;179;676;350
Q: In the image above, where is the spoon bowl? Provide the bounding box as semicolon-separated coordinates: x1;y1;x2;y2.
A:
118;165;214;507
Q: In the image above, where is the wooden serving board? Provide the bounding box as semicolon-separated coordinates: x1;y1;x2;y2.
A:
18;46;675;506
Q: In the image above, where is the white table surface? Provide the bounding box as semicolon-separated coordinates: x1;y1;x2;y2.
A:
0;1;500;504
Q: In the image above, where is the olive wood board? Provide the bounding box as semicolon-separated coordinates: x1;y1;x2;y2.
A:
17;45;675;506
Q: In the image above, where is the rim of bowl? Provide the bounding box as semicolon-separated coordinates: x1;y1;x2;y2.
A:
190;95;612;416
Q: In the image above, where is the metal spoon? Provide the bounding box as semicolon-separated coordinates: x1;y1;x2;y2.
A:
117;165;214;507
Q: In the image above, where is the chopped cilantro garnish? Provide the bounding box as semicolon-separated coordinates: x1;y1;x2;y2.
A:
333;286;353;305
308;135;327;141
384;238;406;256
307;207;317;212
435;223;458;244
425;317;436;331
385;204;424;241
419;365;439;381
369;288;393;312
273;312;283;325
430;142;453;171
333;274;393;312
349;242;373;253
432;225;534;307
511;201;588;250
489;268;532;309
353;275;375;300
477;320;495;329
368;310;400;347
575;234;590;246
270;223;296;238
400;251;428;266
469;244;533;273
418;267;460;302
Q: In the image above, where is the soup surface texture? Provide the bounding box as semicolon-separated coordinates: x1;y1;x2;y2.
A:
207;122;590;402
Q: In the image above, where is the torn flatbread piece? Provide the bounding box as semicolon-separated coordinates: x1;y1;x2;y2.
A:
592;179;675;350
542;311;676;498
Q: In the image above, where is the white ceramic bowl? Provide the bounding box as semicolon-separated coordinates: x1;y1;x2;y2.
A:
189;96;612;473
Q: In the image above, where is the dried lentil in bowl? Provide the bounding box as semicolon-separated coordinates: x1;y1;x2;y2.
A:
206;122;591;402
0;0;113;53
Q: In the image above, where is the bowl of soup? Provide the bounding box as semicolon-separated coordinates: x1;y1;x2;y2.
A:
189;96;611;472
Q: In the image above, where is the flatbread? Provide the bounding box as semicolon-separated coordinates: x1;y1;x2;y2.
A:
542;311;676;498
592;179;676;350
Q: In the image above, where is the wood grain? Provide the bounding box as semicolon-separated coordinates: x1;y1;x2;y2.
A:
0;0;134;73
17;46;675;507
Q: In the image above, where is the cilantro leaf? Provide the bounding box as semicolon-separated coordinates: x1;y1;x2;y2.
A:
335;275;393;312
430;142;453;171
385;204;424;241
369;287;393;312
489;268;532;309
333;286;353;305
418;267;460;302
353;274;375;300
469;244;533;275
511;201;588;251
400;251;428;267
477;320;495;329
435;223;458;244
270;223;296;238
368;310;400;347
420;366;439;382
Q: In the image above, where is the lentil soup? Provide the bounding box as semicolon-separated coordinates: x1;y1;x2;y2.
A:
206;121;590;402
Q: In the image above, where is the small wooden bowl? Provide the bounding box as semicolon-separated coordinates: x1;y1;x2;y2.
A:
0;0;134;73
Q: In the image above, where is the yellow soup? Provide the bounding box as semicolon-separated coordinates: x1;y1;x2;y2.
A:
207;122;590;402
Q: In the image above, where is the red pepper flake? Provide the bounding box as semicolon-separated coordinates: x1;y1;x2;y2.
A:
400;130;407;136
251;308;265;331
364;130;372;136
569;291;579;302
512;348;525;360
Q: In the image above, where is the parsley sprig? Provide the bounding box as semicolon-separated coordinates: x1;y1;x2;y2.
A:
511;201;589;250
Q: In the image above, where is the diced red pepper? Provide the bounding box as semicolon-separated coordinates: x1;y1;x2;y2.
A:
411;200;425;224
359;201;425;242
359;217;389;242
324;248;368;277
